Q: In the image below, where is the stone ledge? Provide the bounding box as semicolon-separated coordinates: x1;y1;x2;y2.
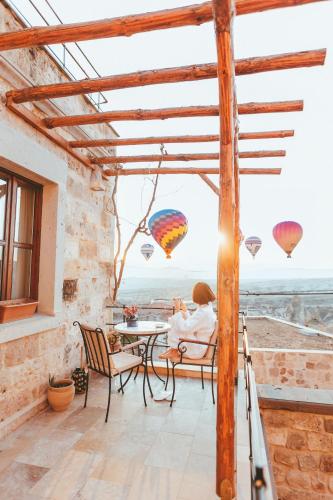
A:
0;314;63;345
258;384;333;415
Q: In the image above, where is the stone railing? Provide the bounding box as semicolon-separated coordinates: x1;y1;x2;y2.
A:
259;385;333;499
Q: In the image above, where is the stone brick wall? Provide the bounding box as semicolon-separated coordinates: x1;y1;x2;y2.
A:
239;350;333;390
262;408;333;499
0;2;116;438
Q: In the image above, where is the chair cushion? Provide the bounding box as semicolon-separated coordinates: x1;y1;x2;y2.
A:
111;351;142;376
167;355;213;366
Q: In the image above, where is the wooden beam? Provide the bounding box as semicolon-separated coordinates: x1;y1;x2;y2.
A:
212;0;236;497
69;129;294;148
104;167;281;176
236;0;326;15
92;150;285;164
44;101;303;128
199;174;220;195
0;0;326;51
8;49;325;104
239;129;294;140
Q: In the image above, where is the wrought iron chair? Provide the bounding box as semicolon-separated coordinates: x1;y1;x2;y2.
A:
165;324;218;407
73;321;148;422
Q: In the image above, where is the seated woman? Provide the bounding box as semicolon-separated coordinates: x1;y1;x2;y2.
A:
160;282;216;360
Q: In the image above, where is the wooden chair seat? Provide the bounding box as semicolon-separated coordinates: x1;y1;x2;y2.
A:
111;351;143;375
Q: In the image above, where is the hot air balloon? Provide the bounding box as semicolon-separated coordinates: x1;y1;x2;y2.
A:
245;236;262;259
273;221;303;258
148;209;188;259
141;243;154;261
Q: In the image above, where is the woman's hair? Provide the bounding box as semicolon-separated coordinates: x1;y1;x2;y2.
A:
192;282;216;305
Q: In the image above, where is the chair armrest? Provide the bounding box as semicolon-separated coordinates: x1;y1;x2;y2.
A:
178;337;217;347
121;339;146;351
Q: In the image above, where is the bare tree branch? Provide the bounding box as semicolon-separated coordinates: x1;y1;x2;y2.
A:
111;145;165;302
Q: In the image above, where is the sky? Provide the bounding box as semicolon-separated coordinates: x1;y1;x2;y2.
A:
14;0;333;279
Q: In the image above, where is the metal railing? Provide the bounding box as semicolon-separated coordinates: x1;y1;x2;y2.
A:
3;0;108;110
240;312;276;500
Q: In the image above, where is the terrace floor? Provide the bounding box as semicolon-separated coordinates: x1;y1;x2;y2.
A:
0;373;219;500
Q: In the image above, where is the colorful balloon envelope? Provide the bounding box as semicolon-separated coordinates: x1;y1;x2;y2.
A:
148;209;188;259
245;236;262;259
273;221;303;258
141;243;154;261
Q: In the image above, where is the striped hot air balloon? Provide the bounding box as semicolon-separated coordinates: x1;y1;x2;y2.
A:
245;236;262;259
148;209;188;259
141;243;154;261
273;221;303;258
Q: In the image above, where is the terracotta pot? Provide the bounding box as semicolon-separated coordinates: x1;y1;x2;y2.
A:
47;379;75;412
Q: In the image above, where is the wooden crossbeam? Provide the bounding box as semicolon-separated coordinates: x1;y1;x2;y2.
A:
91;150;285;164
0;0;326;51
69;129;294;148
44;101;303;128
104;167;281;176
199;174;220;195
7;49;325;104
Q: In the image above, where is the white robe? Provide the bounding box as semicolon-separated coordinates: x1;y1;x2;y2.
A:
167;302;216;359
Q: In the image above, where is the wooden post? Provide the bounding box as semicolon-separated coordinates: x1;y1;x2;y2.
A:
212;0;237;498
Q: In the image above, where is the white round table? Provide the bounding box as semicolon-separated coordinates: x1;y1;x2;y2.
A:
114;320;171;390
114;320;171;336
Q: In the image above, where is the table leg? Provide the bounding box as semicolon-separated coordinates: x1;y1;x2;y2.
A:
150;334;165;384
145;336;154;398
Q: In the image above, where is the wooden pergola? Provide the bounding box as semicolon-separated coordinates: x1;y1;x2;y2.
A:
0;0;327;497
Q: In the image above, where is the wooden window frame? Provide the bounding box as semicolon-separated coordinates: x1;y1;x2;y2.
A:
0;167;42;301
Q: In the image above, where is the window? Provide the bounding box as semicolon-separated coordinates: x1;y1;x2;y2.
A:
0;168;42;301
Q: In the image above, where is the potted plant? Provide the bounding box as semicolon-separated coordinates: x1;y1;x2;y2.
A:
47;375;75;412
124;304;138;327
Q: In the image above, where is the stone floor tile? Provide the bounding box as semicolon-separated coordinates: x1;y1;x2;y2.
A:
163;408;201;436
29;449;100;499
0;461;49;500
15;428;82;468
90;455;144;486
125;465;183;500
0;436;33;473
191;423;216;457
59;406;105;433
177;453;218;500
74;477;129;500
144;431;193;471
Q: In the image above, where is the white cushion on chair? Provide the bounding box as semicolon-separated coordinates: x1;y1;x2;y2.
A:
111;352;142;376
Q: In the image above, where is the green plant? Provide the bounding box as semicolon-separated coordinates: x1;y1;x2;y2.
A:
48;375;72;388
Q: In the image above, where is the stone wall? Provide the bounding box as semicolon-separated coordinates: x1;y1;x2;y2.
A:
239;349;333;390
262;408;333;499
0;2;116;438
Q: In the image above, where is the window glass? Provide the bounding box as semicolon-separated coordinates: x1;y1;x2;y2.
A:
11;247;32;299
14;185;35;244
0;178;7;241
